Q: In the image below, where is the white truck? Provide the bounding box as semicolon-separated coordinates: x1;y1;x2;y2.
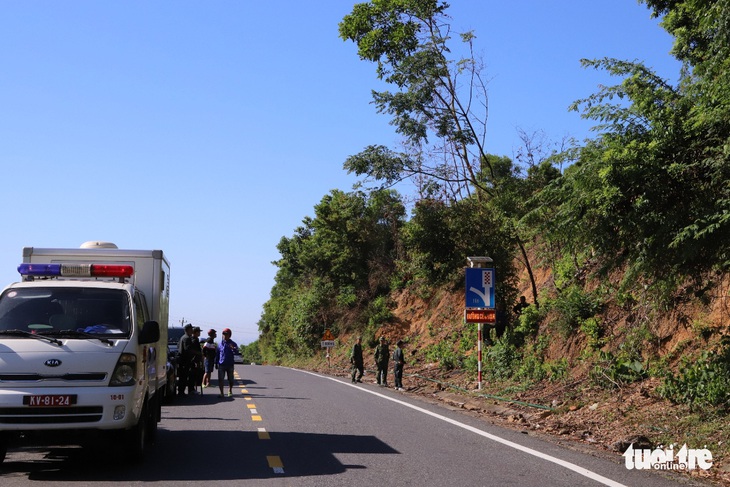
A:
0;242;170;463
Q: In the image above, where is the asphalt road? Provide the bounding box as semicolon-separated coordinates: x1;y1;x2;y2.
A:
0;365;713;486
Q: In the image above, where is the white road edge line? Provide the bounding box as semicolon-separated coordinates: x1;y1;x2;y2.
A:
296;369;627;487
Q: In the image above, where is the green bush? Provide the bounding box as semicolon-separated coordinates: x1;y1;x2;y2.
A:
516;353;546;382
240;341;263;364
658;343;730;411
424;341;461;370
514;304;542;339
463;354;478;375
580;317;604;349
459;325;478;354
366;295;393;327
484;339;520;380
548;285;602;337
336;285;357;307
545;358;569;382
589;350;647;389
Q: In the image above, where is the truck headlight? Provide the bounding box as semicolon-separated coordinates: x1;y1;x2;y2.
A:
110;353;136;386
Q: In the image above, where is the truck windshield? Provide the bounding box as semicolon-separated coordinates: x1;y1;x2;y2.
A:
0;287;132;337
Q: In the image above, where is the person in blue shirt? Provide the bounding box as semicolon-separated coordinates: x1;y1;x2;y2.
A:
216;328;238;398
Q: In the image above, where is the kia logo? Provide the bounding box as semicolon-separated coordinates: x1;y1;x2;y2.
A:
44;359;62;367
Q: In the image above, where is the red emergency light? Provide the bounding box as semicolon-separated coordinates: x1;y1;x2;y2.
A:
18;263;134;278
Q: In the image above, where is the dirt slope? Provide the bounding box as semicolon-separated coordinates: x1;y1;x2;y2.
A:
317;271;730;485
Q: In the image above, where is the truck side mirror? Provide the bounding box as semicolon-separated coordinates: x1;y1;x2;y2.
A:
139;321;160;344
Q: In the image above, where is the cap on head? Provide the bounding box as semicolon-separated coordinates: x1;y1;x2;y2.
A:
193;326;201;333
222;328;232;335
184;324;193;330
208;329;217;336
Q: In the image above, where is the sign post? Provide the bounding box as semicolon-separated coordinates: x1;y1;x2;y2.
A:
321;329;336;367
465;256;495;390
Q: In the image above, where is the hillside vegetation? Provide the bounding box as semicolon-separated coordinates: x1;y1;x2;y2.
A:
254;0;730;477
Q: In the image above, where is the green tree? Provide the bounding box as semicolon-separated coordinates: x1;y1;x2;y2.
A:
644;0;730;269
531;0;730;296
339;0;494;200
239;340;263;364
340;0;552;303
260;189;406;357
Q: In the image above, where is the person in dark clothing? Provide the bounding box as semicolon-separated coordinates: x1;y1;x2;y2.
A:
374;336;389;386
513;295;529;316
351;336;364;383
393;340;405;391
202;329;217;388
177;323;194;396
190;326;204;394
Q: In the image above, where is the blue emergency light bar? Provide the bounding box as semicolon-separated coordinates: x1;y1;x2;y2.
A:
18;263;134;278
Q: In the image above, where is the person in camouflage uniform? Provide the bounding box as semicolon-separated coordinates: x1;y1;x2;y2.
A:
351;336;364;383
374;336;389;386
393;340;405;391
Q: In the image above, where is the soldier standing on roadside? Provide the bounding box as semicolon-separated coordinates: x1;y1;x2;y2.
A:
374;336;389;386
351;336;364;383
393;340;405;391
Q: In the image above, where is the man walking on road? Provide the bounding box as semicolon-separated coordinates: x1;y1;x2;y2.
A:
374;336;389;386
216;328;238;398
351;336;364;383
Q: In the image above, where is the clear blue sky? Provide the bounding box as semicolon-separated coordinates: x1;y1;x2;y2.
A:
0;1;680;345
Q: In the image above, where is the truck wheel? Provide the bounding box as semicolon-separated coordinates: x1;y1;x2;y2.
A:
0;433;8;464
163;380;175;404
124;406;148;462
146;396;159;444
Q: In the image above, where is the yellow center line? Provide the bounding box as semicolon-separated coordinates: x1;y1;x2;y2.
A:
242;385;281;474
267;455;284;473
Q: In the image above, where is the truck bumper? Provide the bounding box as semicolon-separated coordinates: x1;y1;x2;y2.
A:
0;386;141;432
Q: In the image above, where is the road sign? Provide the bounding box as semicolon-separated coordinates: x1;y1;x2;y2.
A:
465;267;495;308
465;308;496;323
321;340;336;348
322;329;335;341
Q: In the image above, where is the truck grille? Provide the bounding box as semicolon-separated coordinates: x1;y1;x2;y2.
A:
0;406;104;424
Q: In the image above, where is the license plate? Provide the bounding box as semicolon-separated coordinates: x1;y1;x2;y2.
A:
23;395;77;407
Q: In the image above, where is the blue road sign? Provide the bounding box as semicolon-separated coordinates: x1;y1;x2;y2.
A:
465;267;495;309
